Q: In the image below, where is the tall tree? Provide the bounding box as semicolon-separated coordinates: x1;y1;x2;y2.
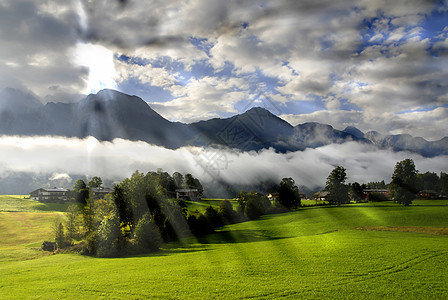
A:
172;172;184;189
350;182;364;203
440;172;448;196
72;179;88;206
325;166;350;205
184;173;204;196
389;158;418;206
112;185;134;232
277;178;301;209
72;179;87;193
88;176;103;188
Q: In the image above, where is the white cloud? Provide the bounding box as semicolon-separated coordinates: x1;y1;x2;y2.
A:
150;76;250;122
0;136;447;193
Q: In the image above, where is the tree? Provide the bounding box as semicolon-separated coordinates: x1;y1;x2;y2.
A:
237;191;271;220
96;209;123;257
325;166;349;205
417;172;439;191
73;179;87;193
172;172;184;189
218;200;238;224
65;204;80;242
277;178;301;209
440;172;448;196
73;179;89;206
350;182;364;203
205;206;223;228
112;185;134;233
133;212;161;252
184;173;204;196
88;176;103;188
389;158;418;206
54;222;66;249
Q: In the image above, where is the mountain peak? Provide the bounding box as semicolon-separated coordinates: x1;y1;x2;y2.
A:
343;126;364;139
243;106;276;115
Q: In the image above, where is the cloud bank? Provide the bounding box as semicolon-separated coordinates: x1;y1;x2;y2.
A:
1;136;447;194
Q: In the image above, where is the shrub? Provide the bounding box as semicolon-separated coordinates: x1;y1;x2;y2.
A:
96;211;123;257
133;212;161;252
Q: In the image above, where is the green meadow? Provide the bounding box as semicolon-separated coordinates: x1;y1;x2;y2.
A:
1;196;447;299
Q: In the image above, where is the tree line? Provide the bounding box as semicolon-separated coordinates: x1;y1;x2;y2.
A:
325;158;448;206
50;158;446;256
52;170;302;257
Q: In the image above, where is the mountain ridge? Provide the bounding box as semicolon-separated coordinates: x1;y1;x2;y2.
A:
1;88;447;157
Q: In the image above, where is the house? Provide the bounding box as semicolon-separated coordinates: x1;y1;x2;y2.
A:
175;189;199;201
363;189;390;200
417;190;439;199
29;188;68;202
267;193;279;202
91;187;113;199
314;191;329;201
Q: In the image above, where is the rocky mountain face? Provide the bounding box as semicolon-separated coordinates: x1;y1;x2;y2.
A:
1;88;447;157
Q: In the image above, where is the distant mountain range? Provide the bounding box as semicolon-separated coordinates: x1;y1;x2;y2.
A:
1;88;447;157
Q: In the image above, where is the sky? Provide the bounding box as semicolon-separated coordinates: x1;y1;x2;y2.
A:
0;0;447;140
1;0;448;192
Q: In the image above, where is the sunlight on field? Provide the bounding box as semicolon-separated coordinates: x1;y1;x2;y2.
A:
1;198;448;298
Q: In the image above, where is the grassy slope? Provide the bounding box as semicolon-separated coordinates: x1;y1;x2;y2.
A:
0;196;66;262
183;198;239;212
0;199;447;299
0;195;69;212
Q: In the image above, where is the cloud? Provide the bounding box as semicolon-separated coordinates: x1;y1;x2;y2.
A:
49;172;72;181
0;136;447;194
0;1;86;102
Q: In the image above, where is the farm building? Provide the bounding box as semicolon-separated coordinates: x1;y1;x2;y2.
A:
176;189;199;201
417;190;441;199
267;193;279;202
29;188;68;202
91;187;113;199
314;191;329;201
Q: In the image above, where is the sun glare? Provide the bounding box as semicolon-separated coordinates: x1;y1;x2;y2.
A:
73;43;117;94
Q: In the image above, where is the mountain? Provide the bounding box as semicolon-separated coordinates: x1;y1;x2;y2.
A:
1;88;447;157
190;107;296;152
293;123;371;149
76;89;193;148
0;89;44;135
364;131;448;157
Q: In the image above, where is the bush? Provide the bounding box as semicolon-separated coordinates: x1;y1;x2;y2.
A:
242;192;271;220
133;212;161;252
219;200;238;224
96;211;123;257
205;206;223;228
367;192;388;202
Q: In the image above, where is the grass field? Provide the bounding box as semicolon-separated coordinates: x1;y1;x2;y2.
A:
0;195;69;212
183;198;239;212
1;197;447;299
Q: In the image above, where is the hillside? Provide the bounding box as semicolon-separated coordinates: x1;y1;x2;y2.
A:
1;199;448;299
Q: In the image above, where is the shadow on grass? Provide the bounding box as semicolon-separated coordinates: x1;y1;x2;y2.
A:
195;229;292;245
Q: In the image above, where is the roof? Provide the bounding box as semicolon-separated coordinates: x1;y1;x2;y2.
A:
175;189;198;192
91;187;113;193
363;189;388;193
315;191;329;197
30;188;68;194
42;188;68;192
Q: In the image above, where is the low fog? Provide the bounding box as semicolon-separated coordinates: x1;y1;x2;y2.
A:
1;135;447;195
